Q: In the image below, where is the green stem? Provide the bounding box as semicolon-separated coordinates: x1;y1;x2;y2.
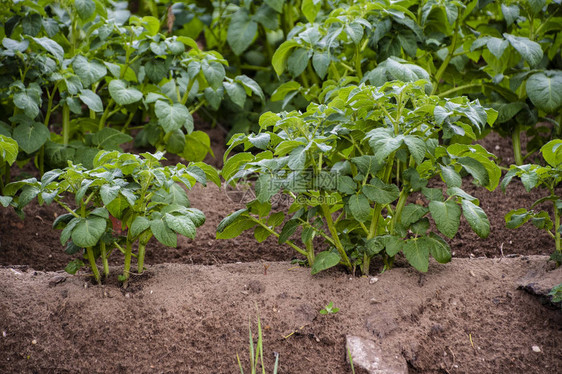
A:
98;99;115;130
123;239;133;282
512;125;524;166
432;19;460;95
363;255;370;276
555;205;560;254
355;45;362;79
249;216;308;257
100;241;109;279
137;239;148;274
62;103;70;146
391;189;409;234
321;204;352;270
86;247;101;284
239;64;271;71
305;240;315;267
181;78;197;105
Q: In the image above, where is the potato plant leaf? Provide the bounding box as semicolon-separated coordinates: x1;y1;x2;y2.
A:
108;80;143;105
311;251;340;275
429;200;461;238
71;216;107;248
461;199;490;238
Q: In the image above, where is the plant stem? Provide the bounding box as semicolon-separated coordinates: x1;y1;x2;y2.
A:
391;189;409;234
123;239;133;282
62;103;70;146
86;247;101;284
555;205;561;255
355;45;362;79
305;239;315;266
512;125;524;165
249;216;308;257
432;19;459;95
137;238;149;274
100;241;109;279
321;204;352;270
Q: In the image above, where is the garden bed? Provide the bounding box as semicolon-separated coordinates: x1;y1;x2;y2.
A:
1;131;561;373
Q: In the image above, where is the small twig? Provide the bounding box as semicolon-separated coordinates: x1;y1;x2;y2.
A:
263;264;270;275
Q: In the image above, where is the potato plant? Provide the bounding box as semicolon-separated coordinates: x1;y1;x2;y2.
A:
218;81;500;275
2;150;219;284
502;139;562;264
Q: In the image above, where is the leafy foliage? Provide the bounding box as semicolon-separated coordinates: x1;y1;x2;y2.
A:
218;81;499;274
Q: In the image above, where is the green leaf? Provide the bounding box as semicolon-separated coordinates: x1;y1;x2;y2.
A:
202;60;226;90
541;139;562;167
165;213;197;239
501;4;519;26
32;37;64;63
526;72;562;113
12;121;49;154
108;80;143;105
461;200;490;238
224;82;246;108
71;217;107;248
22;13;42;36
65;259;85;275
272;40;299;76
217;217;256;239
92;127;132;149
362;178;400;205
401;204;428;227
287;48;309;77
403;136;426;165
301;0;321;23
265;0;283;12
311;251;341;275
439;164;462;188
254;225;272;243
425;233;452;264
279;220;299;243
505;208;532;229
403;238;429;272
227;9;258;56
385;58;430;82
73;56;106;86
2;38;29;52
217;208;249;233
503;34;543;67
0;135;19;165
183;131;212;162
236;75;265;102
131;216;151;237
155;100;193;133
13;92;40;119
337;175;356;195
429;200;461;238
79;89;103;112
150;217;177;247
312;51;330;79
527;0;546;14
75;0;96;20
348;193;371;222
457;157;489;187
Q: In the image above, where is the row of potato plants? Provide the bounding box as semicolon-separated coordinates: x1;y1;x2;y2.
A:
0;0;560;283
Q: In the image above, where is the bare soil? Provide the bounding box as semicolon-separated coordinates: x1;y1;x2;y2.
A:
0;130;561;373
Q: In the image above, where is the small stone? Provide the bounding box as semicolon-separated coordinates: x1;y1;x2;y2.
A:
31;339;37;345
125;293;130;298
469;270;476;277
495;145;500;151
370;298;380;304
532;345;541;353
2;331;6;337
369;277;379;284
48;275;66;287
346;335;408;374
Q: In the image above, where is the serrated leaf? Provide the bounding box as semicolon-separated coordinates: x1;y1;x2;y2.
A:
311;251;340;275
71;217;106;248
403;238;429;272
461;200;490;238
108;80;143;105
429;200;461;238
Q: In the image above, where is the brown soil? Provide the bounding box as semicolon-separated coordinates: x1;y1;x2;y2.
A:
0;130;561;373
1;258;561;373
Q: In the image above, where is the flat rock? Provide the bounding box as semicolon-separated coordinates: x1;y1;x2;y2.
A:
346;335;408;374
517;266;562;307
